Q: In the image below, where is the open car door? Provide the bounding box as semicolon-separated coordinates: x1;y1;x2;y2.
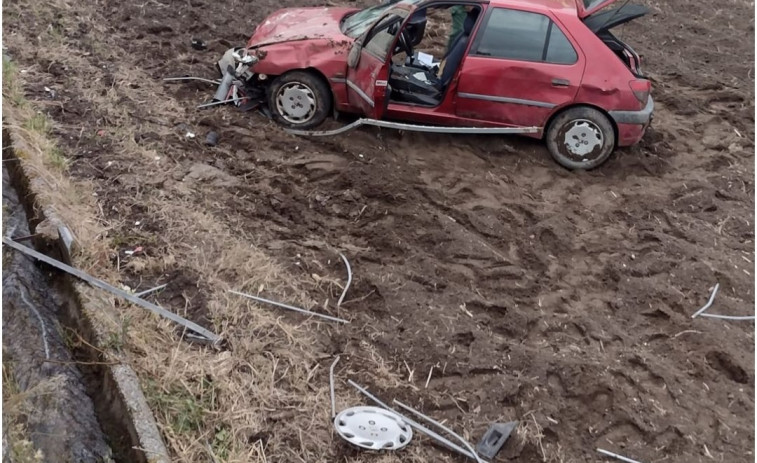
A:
346;10;409;119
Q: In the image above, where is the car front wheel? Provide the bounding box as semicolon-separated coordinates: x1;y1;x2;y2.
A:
545;107;616;170
267;71;331;130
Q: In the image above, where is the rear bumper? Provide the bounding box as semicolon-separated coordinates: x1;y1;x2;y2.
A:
609;96;654;125
610;96;654;146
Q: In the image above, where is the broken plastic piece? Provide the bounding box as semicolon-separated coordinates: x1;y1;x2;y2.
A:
191;38;207;50
476;421;518;459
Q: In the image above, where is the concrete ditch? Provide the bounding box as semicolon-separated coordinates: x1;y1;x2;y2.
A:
2;127;170;463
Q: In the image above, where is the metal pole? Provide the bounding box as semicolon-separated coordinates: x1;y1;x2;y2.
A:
393;399;484;463
228;290;349;324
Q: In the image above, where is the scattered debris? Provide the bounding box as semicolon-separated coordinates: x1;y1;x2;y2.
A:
691;282;754;320
336;252;352;307
134;283;168;298
205;131;219;146
476;421;518;460
347;380;481;461
228;289;349;324
597;448;645;463
2;237;222;345
393;399;485;463
191;38;207;50
124;246;144;256
185;131;196;139
334;406;413;450
329;356;340;419
691;283;720;318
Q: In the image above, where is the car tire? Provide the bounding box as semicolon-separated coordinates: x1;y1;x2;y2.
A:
267;71;331;130
545;106;616;170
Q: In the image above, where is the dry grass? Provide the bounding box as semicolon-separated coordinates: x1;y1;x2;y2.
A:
2;358;47;463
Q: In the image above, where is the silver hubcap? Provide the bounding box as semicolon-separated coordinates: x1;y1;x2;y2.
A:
276;82;317;124
563;119;603;158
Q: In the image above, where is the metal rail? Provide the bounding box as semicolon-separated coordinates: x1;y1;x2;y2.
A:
286;118;540;137
393;399;484;463
2;237;221;344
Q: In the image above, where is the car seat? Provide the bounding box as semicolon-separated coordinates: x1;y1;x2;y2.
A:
389;9;478;106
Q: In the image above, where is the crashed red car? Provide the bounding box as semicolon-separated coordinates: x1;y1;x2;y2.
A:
217;0;654;169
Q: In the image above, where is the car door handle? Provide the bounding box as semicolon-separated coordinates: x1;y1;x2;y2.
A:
552;78;571;87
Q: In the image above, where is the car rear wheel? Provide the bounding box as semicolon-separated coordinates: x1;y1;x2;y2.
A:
545;107;615;170
267;71;331;130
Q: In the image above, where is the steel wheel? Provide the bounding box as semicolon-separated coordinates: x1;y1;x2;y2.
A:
562;119;603;161
275;82;317;124
546;107;615;170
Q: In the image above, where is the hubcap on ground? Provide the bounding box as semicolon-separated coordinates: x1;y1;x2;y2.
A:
563;119;603;159
276;82;316;123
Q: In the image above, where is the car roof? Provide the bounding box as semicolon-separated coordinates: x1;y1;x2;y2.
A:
486;0;579;14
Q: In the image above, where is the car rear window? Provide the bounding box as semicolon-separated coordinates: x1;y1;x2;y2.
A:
473;8;578;65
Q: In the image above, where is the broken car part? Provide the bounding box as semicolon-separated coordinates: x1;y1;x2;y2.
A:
2;237;221;344
337;252;352;307
347;379;483;461
334;406;413;450
691;283;720;318
228;289;349;324
197;97;246;109
286;118;539;137
191;38;207;50
476;421;519;460
597;448;645;463
330;356;340;419
393;399;485;463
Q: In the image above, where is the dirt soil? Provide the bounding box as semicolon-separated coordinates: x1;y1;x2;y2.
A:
2;0;754;461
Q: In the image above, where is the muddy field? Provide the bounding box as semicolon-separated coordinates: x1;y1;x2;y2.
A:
3;0;755;461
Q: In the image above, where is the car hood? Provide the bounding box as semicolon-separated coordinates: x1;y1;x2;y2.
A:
247;7;358;48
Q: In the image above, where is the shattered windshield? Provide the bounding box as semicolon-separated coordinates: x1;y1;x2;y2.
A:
340;0;421;38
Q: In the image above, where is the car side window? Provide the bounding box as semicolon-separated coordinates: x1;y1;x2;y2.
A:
364;15;405;61
473;8;578;65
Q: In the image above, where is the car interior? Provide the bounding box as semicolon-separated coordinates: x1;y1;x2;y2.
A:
387;5;481;107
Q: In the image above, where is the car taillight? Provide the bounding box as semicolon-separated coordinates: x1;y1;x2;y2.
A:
629;79;650;105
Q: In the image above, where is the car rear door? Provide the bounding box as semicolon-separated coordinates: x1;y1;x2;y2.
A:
346;11;408;118
454;7;586;128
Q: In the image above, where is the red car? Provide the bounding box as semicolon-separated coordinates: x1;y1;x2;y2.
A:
217;0;653;169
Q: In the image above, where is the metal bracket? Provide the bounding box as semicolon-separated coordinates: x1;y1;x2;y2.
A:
286;119;540;137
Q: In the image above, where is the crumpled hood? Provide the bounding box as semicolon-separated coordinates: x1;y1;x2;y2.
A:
247;7;357;48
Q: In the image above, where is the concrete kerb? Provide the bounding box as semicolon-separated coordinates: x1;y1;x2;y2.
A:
3;124;171;463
